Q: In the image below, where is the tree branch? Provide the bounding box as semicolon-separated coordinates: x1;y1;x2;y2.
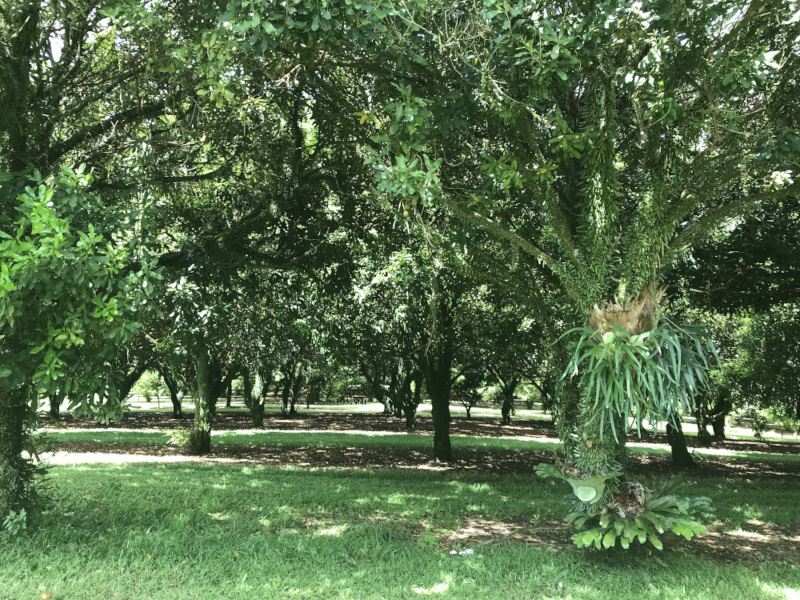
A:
669;183;800;253
438;192;580;300
43;100;167;166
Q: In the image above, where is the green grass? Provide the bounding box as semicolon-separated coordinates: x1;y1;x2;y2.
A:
1;462;798;600
38;429;800;464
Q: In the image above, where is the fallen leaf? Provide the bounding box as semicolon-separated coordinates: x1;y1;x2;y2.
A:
40;593;52;600
146;554;151;560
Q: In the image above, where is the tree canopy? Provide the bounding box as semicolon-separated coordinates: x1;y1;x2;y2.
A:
2;0;799;520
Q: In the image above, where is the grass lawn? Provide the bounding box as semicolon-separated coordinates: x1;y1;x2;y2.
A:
37;429;800;464
2;461;799;600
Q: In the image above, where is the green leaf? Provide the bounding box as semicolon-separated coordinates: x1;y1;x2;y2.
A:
602;531;616;548
649;535;663;550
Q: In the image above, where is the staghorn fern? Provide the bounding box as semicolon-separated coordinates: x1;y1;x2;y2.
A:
561;322;718;440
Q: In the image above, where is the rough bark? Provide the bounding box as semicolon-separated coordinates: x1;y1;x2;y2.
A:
711;416;726;440
0;386;29;519
666;419;695;469
188;354;222;456
695;393;714;446
289;366;304;416
424;295;458;462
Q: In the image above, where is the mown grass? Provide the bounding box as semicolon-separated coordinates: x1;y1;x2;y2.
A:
1;462;798;600
37;429;800;464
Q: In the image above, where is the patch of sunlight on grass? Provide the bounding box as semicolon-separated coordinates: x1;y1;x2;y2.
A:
314;525;349;537
208;512;231;521
779;586;800;600
730;505;767;521
414;575;453;596
387;494;407;505
468;483;493;492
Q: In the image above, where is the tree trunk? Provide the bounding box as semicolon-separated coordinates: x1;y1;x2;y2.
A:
116;363;147;403
289;365;303;416
431;394;452;461
158;368;182;418
696;407;713;446
500;378;517;426
0;386;30;519
243;369;264;427
189;354;221;456
424;296;457;462
428;372;453;461
666;419;695;469
48;390;63;419
711;416;726;440
711;397;732;440
225;381;233;408
407;370;422;429
558;375;626;505
281;374;292;416
570;407;627;492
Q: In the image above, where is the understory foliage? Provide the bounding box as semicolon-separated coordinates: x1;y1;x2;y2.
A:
0;167;157;518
